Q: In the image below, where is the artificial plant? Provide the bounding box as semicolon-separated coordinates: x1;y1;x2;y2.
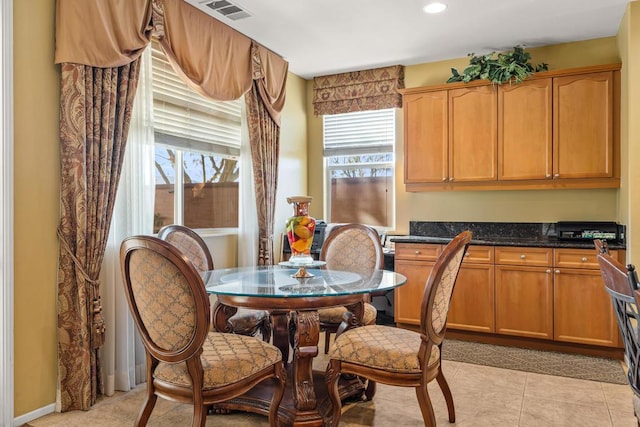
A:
447;46;548;85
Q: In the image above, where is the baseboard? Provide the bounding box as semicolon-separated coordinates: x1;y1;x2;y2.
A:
13;403;55;427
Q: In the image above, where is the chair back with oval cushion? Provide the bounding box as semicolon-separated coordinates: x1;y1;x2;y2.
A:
158;224;271;341
120;235;285;427
596;246;640;423
318;223;384;353
325;230;471;427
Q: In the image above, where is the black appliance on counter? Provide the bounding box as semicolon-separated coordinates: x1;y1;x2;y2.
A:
555;221;625;244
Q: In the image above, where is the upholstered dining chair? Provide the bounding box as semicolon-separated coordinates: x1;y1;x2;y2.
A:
318;223;384;354
120;236;285;427
325;230;472;427
158;224;271;341
596;244;640;424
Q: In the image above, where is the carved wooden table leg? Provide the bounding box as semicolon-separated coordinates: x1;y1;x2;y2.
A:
211;301;237;333
290;310;320;412
271;310;290;364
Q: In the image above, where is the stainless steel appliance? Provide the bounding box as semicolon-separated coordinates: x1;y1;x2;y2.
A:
555;221;624;243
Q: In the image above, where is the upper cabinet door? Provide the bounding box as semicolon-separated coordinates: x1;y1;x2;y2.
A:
553;71;614;179
449;86;498;182
403;91;448;183
498;78;552;181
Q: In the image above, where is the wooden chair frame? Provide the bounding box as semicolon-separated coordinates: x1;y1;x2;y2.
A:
325;230;472;427
120;236;285;427
319;223;384;353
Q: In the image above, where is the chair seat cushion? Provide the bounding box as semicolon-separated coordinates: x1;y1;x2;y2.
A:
318;303;377;325
154;332;281;389
327;325;439;373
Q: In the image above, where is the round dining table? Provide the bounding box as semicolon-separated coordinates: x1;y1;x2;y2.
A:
202;264;407;427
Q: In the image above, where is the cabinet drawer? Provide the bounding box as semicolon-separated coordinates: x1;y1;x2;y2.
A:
395;243;441;261
554;248;618;270
495;247;553;266
462;245;494;264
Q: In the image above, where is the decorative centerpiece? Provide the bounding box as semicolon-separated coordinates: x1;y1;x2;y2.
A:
285;196;316;276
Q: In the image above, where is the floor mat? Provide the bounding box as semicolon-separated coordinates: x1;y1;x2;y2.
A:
441;339;628;384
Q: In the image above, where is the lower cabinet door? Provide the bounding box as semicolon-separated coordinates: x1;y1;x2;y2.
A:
448;263;495;332
554;268;619;347
394;259;434;326
495;265;553;339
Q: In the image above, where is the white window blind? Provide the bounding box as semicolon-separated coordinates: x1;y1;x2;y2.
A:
323;109;395;157
151;41;242;157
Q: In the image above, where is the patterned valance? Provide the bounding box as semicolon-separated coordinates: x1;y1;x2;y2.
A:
313;65;404;116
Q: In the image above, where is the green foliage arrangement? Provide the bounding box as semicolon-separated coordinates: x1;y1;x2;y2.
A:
447;46;549;85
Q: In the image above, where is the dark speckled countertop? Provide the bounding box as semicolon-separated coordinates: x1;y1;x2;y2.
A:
389;221;626;250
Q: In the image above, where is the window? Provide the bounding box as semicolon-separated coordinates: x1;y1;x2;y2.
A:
151;42;242;232
323;109;395;228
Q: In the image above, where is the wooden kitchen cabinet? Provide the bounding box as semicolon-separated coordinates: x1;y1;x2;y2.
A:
400;63;620;192
448;246;495;333
495;247;554;339
553;248;620;347
394;243;441;326
448;85;498;182
403;91;448;183
553;71;615;179
498;78;552;181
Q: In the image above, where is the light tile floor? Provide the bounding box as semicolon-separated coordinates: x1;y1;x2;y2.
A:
26;345;638;427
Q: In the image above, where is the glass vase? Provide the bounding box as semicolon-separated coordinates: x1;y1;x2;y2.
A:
285;196;316;265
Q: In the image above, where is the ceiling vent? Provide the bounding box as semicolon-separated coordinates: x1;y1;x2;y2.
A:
204;0;252;21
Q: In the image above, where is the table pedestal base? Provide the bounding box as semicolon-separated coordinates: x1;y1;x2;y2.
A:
210;367;367;426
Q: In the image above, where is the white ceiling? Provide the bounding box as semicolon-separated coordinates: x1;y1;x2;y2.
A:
185;0;630;80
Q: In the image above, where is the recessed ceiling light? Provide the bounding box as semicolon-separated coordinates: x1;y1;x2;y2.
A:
424;2;447;14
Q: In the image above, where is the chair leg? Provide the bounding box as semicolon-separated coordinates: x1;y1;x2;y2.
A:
415;384;437;427
135;385;157;427
436;369;456;423
324;330;331;354
364;379;377;401
325;359;343;427
192;403;207;427
269;362;286;427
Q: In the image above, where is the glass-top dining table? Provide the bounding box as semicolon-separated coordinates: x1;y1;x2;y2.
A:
202;264;407;426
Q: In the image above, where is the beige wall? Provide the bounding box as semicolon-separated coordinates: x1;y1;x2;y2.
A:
13;0;60;415
617;1;640;261
307;38;623;234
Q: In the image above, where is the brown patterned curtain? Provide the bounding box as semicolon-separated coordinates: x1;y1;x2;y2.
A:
57;60;141;410
244;42;287;265
313;65;405;116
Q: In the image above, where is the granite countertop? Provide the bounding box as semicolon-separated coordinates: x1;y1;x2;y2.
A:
390;235;626;250
388;221;626;250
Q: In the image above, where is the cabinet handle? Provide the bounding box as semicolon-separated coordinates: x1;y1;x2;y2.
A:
520;254;526;259
581;257;588;262
546;269;551;274
554;173;560;178
449;177;454;182
546;174;551;179
555;269;561;274
415;250;421;255
464;252;470;257
442;177;447;182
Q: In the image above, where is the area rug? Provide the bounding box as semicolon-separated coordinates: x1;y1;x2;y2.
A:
441;339;628;385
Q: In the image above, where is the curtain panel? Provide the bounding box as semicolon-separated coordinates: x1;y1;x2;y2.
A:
57;60;141;410
312;65;405;116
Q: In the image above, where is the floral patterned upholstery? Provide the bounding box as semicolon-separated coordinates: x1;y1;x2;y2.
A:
130;249;196;351
328;325;439;373
154;332;282;388
432;247;465;333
